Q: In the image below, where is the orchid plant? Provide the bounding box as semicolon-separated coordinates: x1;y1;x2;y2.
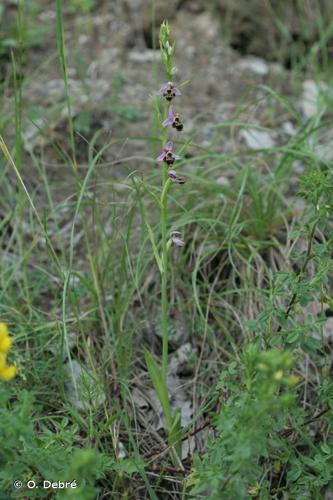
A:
144;21;186;467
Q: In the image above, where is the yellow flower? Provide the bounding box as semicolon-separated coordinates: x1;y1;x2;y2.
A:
0;323;12;353
0;323;16;381
0;363;16;381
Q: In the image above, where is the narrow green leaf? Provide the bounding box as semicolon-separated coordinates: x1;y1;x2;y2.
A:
146;222;163;274
144;348;172;428
169;409;182;459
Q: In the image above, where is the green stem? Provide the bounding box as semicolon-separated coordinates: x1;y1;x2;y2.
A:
161;163;169;380
160;165;172;381
160;91;170;379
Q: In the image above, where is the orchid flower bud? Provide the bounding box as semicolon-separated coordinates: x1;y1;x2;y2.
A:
167;169;185;184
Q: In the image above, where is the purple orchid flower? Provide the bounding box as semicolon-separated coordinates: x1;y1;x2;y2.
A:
158;82;181;101
162;107;184;131
167;169;185;184
162;107;175;127
170;231;185;247
156;141;180;165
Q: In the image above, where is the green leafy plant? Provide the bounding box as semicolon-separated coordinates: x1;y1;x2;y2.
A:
188;159;333;498
189;346;298;499
0;385;109;498
0;2;48;59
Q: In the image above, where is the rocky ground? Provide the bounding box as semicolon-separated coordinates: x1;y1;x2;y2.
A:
4;0;307;181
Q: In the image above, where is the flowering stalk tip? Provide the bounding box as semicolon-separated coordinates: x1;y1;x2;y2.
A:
159;21;175;78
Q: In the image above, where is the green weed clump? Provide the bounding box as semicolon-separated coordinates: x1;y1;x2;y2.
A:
0;385;109;498
189;347;297;498
187;156;333;498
